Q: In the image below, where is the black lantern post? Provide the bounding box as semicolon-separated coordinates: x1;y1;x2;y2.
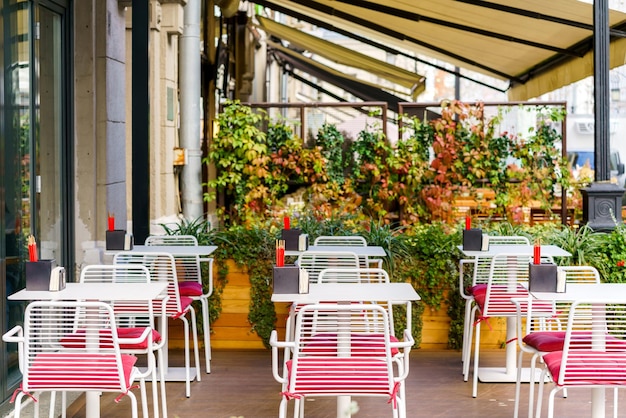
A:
583;0;625;230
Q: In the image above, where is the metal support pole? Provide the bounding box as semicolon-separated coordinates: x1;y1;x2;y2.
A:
582;0;625;230
132;0;150;243
594;0;610;181
180;0;204;220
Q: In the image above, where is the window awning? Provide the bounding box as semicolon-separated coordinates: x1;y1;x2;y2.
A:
256;15;426;99
252;0;626;100
268;41;410;112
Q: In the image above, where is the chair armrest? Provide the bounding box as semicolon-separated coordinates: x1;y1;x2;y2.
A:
389;329;415;350
270;330;293;384
391;329;415;380
117;326;153;346
459;259;476;300
368;258;383;269
389;300;412;334
2;325;23;343
199;257;214;297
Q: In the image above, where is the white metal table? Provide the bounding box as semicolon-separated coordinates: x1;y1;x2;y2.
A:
130;244;218;256
272;282;420;418
116;245;217;382
530;283;626;418
457;244;572;384
284;245;386;257
9;282;168;418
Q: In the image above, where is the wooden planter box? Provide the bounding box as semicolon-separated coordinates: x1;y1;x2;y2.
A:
168;259;507;350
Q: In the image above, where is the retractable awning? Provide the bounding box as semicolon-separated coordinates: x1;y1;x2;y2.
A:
256;16;426;99
252;0;626;100
268;41;409;112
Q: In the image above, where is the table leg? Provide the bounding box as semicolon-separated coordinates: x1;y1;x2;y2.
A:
590;304;606;418
337;396;351;417
85;393;101;418
591;388;605;418
478;317;541;383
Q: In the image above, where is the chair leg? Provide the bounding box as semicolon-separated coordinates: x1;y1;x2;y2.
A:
278;397;288;418
139;376;149;418
157;348;168;418
48;392;56;418
14;392;25;418
201;299;211;373
182;316;192;398
190;308;201;382
61;392;67;418
547;388;560;418
128;391;139;418
472;321;481;398
513;349;524;418
462;298;473;368
464;305;478;382
535;368;548;418
149;352;160;418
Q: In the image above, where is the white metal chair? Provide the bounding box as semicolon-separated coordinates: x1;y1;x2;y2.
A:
3;300;148;418
114;251;201;398
295;250;361;284
270;303;414;418
513;266;601;418
314;235;382;268
78;264;168;418
459;235;530;369
535;299;626;418
286;252;362;349
145;234;214;373
467;252;554;397
317;268;411;338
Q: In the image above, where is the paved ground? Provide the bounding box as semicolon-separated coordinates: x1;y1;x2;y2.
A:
3;348;622;418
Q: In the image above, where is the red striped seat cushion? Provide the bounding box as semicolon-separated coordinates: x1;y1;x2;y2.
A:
27;353;136;390
524;331;626;353
544;350;626;386
60;327;161;350
286;357;391;394
178;281;202;296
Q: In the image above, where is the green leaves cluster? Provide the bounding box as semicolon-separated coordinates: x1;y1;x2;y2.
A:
206;101;569;228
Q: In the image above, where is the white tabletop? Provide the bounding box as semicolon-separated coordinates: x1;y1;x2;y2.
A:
458;244;571;258
9;282;168;301
530;283;626;303
129;245;217;256
271;282;420;304
284;245;386;257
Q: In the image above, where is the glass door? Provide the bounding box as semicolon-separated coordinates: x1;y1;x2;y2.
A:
0;0;70;400
1;0;33;397
33;1;69;269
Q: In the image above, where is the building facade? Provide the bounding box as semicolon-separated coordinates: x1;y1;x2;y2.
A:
0;0;187;406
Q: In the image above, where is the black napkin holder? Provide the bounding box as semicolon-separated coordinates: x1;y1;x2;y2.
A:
273;265;308;294
529;263;558;292
463;228;483;251
281;228;302;251
106;230;134;250
26;259;56;291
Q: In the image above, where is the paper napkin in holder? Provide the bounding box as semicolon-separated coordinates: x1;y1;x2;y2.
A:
298;234;309;251
529;262;559;292
49;266;66;291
